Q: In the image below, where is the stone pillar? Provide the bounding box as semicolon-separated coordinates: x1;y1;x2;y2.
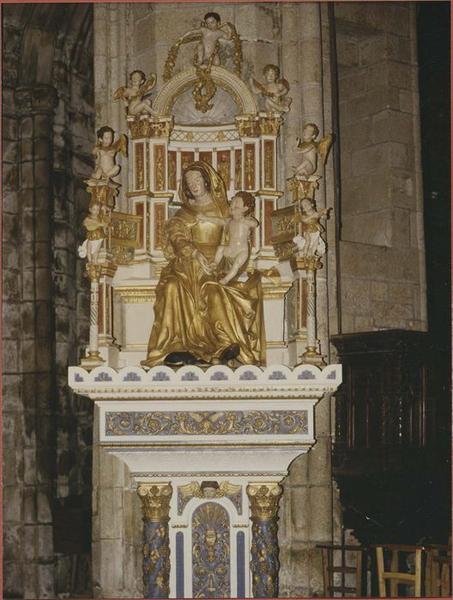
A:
137;483;173;599
279;5;339;597
14;83;58;598
247;483;283;598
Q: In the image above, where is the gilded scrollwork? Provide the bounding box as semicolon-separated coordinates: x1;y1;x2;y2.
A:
192;65;217;113
105;410;308;437
235;115;260;138
128;116;174;140
259;114;283;136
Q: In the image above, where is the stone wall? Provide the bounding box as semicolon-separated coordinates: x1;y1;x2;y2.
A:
2;5;94;598
334;2;427;333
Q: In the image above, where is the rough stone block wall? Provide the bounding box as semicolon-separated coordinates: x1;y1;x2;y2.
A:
2;5;94;598
335;2;427;333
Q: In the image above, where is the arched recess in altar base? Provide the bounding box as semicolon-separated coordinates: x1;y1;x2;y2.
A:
167;493;250;599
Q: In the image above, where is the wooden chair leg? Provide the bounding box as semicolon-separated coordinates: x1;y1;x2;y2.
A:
414;548;422;597
376;547;386;598
440;562;450;596
390;550;398;597
425;550;435;596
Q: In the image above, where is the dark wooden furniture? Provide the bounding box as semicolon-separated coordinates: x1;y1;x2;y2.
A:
375;544;424;597
425;543;452;597
330;331;450;546
317;543;367;597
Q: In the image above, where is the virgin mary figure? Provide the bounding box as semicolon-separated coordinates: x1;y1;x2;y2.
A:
141;161;266;367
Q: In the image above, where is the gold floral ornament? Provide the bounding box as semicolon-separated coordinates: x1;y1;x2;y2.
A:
137;484;173;522
110;211;143;265
247;483;283;521
192;52;218;113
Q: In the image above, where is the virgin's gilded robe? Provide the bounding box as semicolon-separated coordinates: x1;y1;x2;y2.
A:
142;198;266;367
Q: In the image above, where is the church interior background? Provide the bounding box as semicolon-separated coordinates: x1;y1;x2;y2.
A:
2;2;451;598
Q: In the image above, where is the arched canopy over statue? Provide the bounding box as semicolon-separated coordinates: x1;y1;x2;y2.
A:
141;161;265;368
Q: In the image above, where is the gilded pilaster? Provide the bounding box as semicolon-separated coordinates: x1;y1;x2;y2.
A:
138;483;173;599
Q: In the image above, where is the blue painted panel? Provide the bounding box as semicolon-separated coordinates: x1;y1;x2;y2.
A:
176;532;184;598
236;531;245;598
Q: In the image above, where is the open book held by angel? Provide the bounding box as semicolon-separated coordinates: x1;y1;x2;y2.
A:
113;70;157;116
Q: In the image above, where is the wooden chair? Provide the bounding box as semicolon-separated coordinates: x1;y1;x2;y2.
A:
425;544;451;597
375;544;424;597
317;543;366;597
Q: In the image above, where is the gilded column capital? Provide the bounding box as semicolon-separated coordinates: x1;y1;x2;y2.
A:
247;483;283;521
138;483;173;522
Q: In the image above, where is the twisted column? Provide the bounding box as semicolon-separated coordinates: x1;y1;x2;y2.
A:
247;483;283;598
137;483;173;599
82;263;104;366
301;266;326;365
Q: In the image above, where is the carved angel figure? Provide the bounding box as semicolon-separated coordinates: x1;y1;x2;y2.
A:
250;64;292;115
86;126;127;186
78;202;111;264
295;123;333;177
181;12;234;67
113;70;157;116
293;198;331;258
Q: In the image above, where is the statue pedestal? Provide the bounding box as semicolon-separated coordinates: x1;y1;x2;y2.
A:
68;363;341;598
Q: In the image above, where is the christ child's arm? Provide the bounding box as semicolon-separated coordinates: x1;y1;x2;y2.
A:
197;214;228;225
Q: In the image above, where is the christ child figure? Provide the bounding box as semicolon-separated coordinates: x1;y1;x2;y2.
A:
198;191;258;285
113;70;157;116
89;126;127;185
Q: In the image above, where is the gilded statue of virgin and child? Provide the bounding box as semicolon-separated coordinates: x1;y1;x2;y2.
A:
141;161;266;368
